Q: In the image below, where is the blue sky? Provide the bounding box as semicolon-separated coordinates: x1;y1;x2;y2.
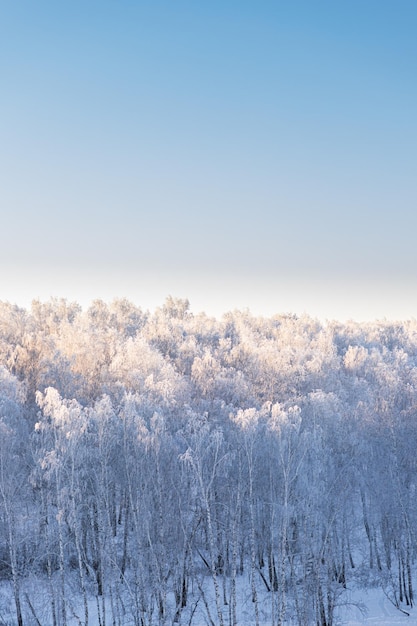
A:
1;1;416;320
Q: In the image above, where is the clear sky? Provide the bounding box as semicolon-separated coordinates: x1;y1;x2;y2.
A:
1;1;416;321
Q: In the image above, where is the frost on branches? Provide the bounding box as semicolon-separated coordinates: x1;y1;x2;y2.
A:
0;297;416;625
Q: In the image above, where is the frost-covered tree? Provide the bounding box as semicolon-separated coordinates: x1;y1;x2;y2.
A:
2;298;417;623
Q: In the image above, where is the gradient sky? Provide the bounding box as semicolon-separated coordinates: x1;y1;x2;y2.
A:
1;1;416;320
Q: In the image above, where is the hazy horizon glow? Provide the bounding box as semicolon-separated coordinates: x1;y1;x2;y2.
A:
1;1;416;322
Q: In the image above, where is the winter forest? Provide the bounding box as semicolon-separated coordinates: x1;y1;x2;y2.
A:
1;296;417;625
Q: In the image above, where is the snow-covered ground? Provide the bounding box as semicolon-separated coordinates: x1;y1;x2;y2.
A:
339;587;416;626
0;579;416;625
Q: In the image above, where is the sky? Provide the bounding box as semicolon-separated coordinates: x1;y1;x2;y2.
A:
1;1;416;321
